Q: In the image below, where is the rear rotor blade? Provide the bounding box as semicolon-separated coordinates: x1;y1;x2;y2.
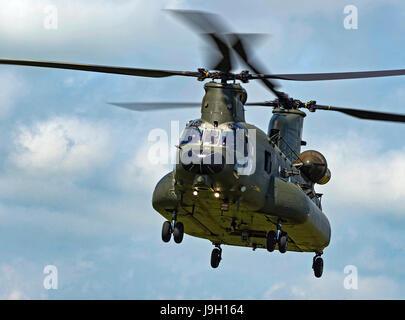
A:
313;104;405;123
108;102;201;112
246;99;405;123
262;69;405;81
0;58;200;78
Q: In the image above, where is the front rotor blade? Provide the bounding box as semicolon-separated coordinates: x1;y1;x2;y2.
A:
167;10;233;73
314;104;405;123
230;34;286;101
0;58;199;78
108;102;201;112
167;10;229;35
262;69;405;81
205;33;232;73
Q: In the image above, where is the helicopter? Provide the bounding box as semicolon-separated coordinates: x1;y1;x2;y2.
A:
1;10;405;278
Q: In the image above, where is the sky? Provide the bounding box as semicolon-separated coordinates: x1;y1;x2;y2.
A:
0;0;405;299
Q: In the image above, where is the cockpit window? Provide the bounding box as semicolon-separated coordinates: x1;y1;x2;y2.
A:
221;131;235;146
180;128;203;145
203;129;221;145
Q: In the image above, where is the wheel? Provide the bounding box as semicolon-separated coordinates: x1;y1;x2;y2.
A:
210;248;221;268
278;232;288;253
173;221;184;244
266;230;277;252
313;257;324;278
161;221;172;243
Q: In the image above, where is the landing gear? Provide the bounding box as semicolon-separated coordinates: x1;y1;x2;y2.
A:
278;232;288;253
173;222;184;244
211;245;222;268
267;220;288;253
161;221;172;243
266;231;277;252
161;210;184;244
312;252;324;278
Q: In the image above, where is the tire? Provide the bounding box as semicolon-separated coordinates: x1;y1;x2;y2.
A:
278;232;288;253
266;230;277;252
173;222;184;244
211;248;221;268
313;257;324;278
161;221;172;243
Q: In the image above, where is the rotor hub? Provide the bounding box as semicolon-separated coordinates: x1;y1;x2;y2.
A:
197;68;252;83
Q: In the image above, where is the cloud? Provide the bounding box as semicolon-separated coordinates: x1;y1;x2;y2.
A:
9;116;112;176
263;271;400;299
0;262;48;300
117;140;172;193
314;131;405;215
0;0;188;60
0;71;26;120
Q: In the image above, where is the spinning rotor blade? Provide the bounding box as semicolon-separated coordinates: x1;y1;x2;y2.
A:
167;10;233;73
0;58;200;78
312;104;405;123
261;69;405;81
108;102;201;112
246;100;405;123
206;33;232;73
230;34;284;100
169;10;284;99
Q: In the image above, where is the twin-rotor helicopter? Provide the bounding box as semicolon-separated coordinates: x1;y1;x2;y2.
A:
2;10;405;278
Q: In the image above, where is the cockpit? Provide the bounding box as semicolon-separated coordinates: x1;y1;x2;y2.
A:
179;120;247;148
178;120;254;175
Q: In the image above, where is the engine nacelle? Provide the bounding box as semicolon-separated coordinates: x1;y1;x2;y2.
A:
295;150;331;185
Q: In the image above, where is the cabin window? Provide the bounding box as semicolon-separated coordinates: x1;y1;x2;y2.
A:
265;151;272;174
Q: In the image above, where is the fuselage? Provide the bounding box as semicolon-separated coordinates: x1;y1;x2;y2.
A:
152;81;331;253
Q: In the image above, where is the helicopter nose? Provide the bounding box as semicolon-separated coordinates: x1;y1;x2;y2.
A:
180;149;224;174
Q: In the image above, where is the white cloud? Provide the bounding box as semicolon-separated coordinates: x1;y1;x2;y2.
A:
10;116;112;176
118;141;172;193
0;0;186;59
314;131;405;215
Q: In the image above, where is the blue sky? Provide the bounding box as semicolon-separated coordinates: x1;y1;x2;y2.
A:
0;0;405;299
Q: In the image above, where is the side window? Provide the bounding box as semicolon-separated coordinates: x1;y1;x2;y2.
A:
264;151;272;174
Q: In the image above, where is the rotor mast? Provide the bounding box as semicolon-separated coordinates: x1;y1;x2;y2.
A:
200;81;247;125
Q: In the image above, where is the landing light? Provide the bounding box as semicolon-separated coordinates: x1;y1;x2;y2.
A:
214;192;220;198
193;190;199;196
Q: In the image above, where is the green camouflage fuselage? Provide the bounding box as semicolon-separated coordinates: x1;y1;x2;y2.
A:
152;82;331;253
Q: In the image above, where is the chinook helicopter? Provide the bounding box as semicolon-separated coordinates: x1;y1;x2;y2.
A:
2;11;405;278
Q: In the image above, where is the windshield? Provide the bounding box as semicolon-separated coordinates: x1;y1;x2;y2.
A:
203;129;221;145
221;131;235;146
180;128;203;145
